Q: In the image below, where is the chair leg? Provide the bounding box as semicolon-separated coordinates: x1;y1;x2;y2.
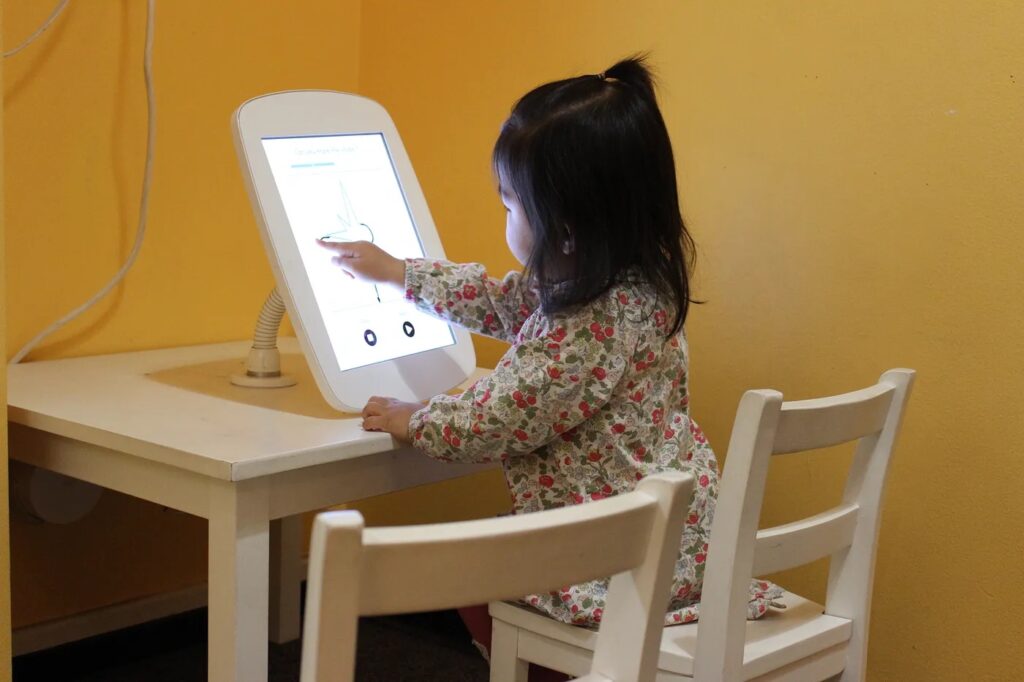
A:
490;619;529;682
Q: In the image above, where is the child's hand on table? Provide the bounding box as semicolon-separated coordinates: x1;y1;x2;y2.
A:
361;396;423;442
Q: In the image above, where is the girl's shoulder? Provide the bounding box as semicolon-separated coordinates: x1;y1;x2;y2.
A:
528;278;667;340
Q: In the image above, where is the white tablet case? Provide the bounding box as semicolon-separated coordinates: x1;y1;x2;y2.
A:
233;90;476;412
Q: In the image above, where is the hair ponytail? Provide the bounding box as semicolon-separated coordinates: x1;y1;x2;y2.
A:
601;54;659;105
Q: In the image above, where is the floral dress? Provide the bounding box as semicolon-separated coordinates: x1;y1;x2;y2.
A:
404;258;781;627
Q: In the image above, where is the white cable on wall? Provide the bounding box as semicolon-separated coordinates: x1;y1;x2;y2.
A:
3;0;72;59
9;0;157;364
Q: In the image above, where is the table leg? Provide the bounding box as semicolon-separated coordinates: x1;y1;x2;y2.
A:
208;483;270;682
270;515;304;643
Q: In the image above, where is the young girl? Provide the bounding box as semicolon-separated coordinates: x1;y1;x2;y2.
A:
321;56;780;672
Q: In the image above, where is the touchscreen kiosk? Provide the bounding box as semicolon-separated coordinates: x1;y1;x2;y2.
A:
232;90;475;412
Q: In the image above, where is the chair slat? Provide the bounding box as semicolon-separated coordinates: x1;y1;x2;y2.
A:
752;503;860;575
772;384;894;455
358;493;655;615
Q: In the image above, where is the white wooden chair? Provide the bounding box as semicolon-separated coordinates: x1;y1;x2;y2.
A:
300;471;695;682
489;369;915;682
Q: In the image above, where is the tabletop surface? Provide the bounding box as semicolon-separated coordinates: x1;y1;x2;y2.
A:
7;339;486;482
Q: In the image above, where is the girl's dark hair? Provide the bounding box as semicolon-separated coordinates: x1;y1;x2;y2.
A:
493;55;696;336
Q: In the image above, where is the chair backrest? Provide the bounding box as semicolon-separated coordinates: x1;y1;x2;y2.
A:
693;369;915;681
301;471;695;682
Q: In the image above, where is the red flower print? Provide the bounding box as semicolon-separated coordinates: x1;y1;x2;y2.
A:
571;604;579;614
564;456;572;465
690;422;707;444
651;408;663;424
687;512;698;525
601;484;612;494
699;474;709;488
462;284;477;300
590;492;605;501
527;395;537;405
405;287;415;300
673;613;682;623
553;423;565;433
523;491;533;499
654;310;667;327
593;608;603;622
548;367;562;379
604;326;614;337
587;451;602;462
539;474;554;488
572;493;584;504
514;429;529;441
696;553;706;564
664;428;676;439
589;322;602;333
636;361;647;371
611;423;626;434
592;367;607;380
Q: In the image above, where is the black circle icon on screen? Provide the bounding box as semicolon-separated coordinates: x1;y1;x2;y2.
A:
402;321;416;338
363;329;378;347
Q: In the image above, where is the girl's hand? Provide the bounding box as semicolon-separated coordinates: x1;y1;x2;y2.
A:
361;396;423;442
317;240;405;288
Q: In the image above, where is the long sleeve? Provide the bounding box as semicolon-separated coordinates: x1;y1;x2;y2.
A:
408;313;637;464
404;258;539;343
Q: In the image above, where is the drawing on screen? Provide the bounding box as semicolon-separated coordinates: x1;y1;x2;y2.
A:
321;181;381;303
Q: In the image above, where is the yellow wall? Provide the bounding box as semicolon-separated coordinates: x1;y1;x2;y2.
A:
357;1;1023;680
2;0;362;627
0;4;12;679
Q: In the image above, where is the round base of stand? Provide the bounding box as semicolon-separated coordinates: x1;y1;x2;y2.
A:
230;373;298;388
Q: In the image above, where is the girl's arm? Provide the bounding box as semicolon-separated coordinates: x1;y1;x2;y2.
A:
405;259;539;343
316;240;539;343
408;316;635;464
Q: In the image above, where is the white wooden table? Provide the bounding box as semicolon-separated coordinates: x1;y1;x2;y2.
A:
6;339;492;681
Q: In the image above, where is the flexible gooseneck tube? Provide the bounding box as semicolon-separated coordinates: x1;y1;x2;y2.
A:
230;288;297;388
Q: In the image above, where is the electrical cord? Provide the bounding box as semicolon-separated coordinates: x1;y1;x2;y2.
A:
9;0;157;364
2;0;72;59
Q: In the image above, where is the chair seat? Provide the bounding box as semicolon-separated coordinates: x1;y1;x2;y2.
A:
489;590;853;679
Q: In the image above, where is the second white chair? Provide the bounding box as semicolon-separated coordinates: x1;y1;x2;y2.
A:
489;368;915;681
300;470;695;682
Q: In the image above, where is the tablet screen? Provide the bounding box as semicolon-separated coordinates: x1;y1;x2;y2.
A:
262;133;455;371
